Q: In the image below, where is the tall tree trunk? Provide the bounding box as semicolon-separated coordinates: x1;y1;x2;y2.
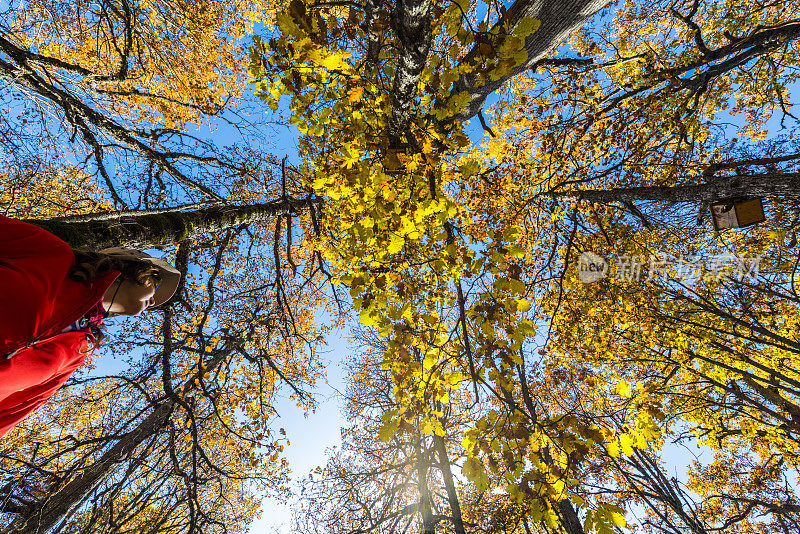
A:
551;172;800;203
449;0;613;123
556;499;586;534
7;348;233;534
414;434;436;534
23;197;319;250
7;402;176;534
387;0;433;144
432;434;466;534
539;447;586;534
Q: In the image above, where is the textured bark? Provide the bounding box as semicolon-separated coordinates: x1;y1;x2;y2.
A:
387;0;433;143
7;349;232;534
50;202;214;223
556;499;586;534
553;172;800;203
432;434;466;534
363;0;383;73
449;0;612;123
24;197;320;250
415;437;436;534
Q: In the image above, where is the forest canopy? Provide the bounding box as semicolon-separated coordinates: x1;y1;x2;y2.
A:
2;0;800;533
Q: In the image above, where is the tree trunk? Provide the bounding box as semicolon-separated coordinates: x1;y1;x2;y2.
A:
449;0;613;123
6;401;176;534
432;434;466;534
23;197;319;250
538;446;586;534
414;435;436;534
556;499;586;534
388;0;433;143
552;172;800;203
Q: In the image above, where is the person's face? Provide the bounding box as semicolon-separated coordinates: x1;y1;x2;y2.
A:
104;275;158;316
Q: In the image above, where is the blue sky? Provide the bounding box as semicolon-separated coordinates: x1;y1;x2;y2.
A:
89;65;352;530
248;327;349;533
163;57;495;532
60;1;800;530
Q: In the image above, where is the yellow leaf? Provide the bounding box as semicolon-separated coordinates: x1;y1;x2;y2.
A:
387;233;405;254
321;52;349;71
348;86;364;102
619;434;634;456
616;380;632;398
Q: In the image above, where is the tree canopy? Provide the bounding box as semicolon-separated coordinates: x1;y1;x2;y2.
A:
3;0;800;533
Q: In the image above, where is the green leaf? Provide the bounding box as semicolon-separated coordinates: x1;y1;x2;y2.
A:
502;225;522;241
459;160;480;178
584;505;626;534
514;17;541;38
378;417;399;442
447;91;471;114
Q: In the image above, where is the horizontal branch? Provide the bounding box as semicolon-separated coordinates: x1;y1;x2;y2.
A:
25;197;322;250
448;0;612;124
50;202;218;223
550;172;800;204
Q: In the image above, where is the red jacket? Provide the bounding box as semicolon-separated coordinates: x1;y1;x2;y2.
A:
0;215;118;438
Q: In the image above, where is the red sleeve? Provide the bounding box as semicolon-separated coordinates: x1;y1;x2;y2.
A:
0;333;90;439
0;375;67;438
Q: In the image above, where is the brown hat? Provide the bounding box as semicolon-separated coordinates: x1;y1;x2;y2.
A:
100;248;182;306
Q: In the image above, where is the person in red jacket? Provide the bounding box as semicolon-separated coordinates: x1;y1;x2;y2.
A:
0;215;181;438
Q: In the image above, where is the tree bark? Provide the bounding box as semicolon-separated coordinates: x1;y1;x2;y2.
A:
556;499;586;534
23;197;320;250
432;434;466;534
552;172;800;203
449;0;613;123
387;0;433;143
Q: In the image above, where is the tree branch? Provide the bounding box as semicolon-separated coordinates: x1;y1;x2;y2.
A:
446;0;612;124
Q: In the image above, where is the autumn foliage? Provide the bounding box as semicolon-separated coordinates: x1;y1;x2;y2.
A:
3;0;800;533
